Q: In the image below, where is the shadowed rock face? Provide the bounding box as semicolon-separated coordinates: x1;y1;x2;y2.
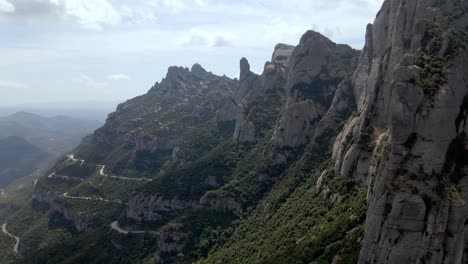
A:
330;0;468;263
273;31;358;150
232;44;295;143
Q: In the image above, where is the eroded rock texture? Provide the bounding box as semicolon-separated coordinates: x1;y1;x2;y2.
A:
330;0;468;263
273;31;358;151
233;44;295;143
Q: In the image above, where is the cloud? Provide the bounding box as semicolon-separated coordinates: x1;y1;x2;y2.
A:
0;79;26;89
1;0;158;29
148;0;187;13
194;0;205;6
119;5;157;25
212;35;232;47
52;0;121;30
0;0;14;13
180;29;236;48
107;74;130;81
72;74;107;88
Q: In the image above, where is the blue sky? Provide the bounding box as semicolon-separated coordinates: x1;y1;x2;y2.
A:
0;0;383;105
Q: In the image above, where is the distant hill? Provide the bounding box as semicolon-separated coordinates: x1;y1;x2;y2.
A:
0;112;103;187
0;136;49;187
0;112;102;156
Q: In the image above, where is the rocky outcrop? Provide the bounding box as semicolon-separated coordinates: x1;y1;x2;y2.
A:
199;190;242;214
233;44;295;143
273;31;358;151
155;224;189;264
126;193;199;222
33;189;89;232
127;189;244;223
330;0;468;263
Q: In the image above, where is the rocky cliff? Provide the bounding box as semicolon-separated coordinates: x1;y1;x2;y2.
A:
232;44;295;143
273;32;358;151
330;0;468;263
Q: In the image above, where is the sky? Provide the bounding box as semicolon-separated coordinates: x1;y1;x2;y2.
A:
0;0;384;106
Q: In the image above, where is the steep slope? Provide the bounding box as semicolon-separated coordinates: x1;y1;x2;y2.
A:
15;0;468;263
76;64;237;177
330;0;468;263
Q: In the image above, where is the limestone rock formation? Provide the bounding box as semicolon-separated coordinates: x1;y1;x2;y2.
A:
273;31;358;150
127;193;198;222
233;44;295;143
330;0;468;263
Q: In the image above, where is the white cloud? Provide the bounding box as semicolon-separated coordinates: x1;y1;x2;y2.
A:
119;5;157;25
148;0;187;13
0;0;14;13
72;74;107;88
107;74;130;81
194;0;205;7
180;29;236;48
50;0;121;30
0;79;26;89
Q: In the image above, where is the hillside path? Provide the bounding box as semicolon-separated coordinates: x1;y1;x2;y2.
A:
1;223;20;254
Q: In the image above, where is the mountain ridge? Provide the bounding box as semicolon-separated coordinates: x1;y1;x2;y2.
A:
2;0;467;263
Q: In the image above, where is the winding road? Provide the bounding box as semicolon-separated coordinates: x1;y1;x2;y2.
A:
46;154;152;204
62;192;127;205
48;172;84;181
99;166;153;182
110;221;158;235
1;223;20;254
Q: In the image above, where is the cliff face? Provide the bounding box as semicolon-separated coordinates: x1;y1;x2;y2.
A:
126;193;198;222
232;44;295;143
330;0;468;263
273;32;358;151
33;188;89;232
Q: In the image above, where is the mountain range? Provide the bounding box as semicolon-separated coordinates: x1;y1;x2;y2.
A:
0;0;467;263
0;112;103;188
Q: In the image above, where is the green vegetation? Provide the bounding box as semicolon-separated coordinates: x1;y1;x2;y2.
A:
244;89;283;139
417;7;468;100
55;163;97;179
141;140;246;200
416;53;449;99
166;210;238;260
202;168;367;264
174;119;231;164
19;227;158;264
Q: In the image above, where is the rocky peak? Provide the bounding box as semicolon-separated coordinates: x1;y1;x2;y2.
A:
271;43;295;67
235;57;260;104
191;63;210;79
273;30;358;150
165;66;191;82
239;57;251;79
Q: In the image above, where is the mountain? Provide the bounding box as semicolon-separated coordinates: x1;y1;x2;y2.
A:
0;136;49;187
0;101;118;122
0;112;103;189
0;112;103;156
1;0;466;263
